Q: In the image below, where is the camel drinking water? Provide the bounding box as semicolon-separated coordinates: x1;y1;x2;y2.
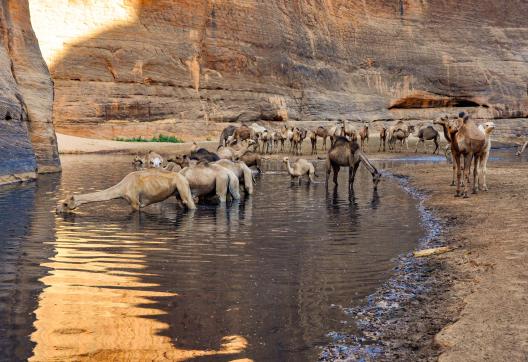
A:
56;168;196;212
326;136;381;190
214;159;255;194
180;162;240;203
283;157;316;184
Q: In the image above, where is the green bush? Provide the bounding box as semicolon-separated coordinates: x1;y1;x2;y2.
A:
113;134;184;143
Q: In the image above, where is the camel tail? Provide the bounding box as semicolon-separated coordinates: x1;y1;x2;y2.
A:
227;173;241;200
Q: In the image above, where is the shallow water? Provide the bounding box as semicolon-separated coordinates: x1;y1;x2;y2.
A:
0;155;425;361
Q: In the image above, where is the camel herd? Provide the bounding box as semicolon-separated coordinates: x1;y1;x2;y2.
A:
57;111;516;213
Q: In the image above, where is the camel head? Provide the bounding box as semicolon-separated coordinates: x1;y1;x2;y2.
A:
132;155;144;164
408;125;416;133
446;117;462;135
282;157;289;163
481;121;495;134
56;195;78;213
433;115;449;126
190;142;198;153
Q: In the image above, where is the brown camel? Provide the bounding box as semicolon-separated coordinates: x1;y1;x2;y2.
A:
315;126;329;150
434;113;486;197
415;125;440;154
290;128;302;155
307;130;317;155
233;124;253;143
517;140;527;156
238;151;262;173
359;124;369;152
57;169;196;212
326;136;381;190
283;157;316;184
378;126;387;152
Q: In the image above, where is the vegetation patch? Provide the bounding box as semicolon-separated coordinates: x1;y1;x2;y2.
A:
113;134;184;143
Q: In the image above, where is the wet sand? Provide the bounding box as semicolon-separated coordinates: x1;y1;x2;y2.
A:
329;158;528;361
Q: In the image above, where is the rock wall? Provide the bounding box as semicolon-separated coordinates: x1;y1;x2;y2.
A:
0;0;60;184
29;0;528;140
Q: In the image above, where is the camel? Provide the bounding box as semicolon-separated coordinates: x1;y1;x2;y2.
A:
238;151;262;173
387;121;414;151
56;169;196;212
378;126;387;152
180;162;240;203
279;125;290;152
434;113;486;197
517;140;527;156
272;130;281;153
328;122;345;145
259;129;273;154
307;130;317;155
415;125;440;154
283;157;316;184
359;124;369;152
163;162;181;172
215;159;255;194
315;126;329;150
290;128;302;155
477;121;495;191
326;136;381;190
217;140;256;160
233;124;253;142
219;125;237;148
132;150;163;168
343;120;358;142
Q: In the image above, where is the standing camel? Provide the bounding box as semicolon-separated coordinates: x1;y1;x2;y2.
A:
326;136;381;190
359;124;369;152
307;130;318;155
415;125;440;154
517;140;527;156
434;113;485;197
315;126;329;150
477;122;495;191
378;126;387;152
219;125;237;148
283;157;316;184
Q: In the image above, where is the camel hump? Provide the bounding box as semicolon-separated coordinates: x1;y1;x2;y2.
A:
350;141;360;153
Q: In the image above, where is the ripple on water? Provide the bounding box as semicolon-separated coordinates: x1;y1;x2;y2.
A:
0;154;424;361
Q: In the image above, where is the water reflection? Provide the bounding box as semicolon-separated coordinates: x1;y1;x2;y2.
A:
1;155;424;361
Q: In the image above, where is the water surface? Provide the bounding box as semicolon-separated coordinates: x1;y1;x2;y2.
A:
0;155;425;361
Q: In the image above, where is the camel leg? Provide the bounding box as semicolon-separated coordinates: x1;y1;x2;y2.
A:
454;154;462;197
349;160;361;190
332;164;340;186
433;138;439;154
480;153;488;191
462;153;472;198
415;140;421;153
472;156;479;194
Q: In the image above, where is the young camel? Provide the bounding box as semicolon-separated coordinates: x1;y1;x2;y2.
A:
435;113;486;197
57;169;196;212
326;136;381;190
477;121;495;191
378;127;387;152
359;124;369;152
517;140;527;156
283;157;316;184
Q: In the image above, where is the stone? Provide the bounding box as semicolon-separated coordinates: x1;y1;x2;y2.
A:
0;0;59;184
28;1;528;140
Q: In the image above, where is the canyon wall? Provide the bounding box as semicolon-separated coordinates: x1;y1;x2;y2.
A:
29;0;528;140
0;0;60;184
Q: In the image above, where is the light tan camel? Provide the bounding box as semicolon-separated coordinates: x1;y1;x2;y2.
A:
477;121;495;191
238;151;262;173
215;159;255;194
180;162;240;202
326;136;381;190
435;113;486;197
132;150;163;168
217;140;256;160
290;128;302;155
283;157;316;183
163;162;182;172
56;169;196;212
359;124;369;152
387;121;414;151
517;140;527;156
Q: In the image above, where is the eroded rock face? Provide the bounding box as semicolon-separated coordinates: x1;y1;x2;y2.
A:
29;0;528;139
0;0;59;183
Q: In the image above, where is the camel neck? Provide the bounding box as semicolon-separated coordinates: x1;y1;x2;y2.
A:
357;151;379;176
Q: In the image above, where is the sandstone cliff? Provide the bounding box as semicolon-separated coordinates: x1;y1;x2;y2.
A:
29;0;528;140
0;0;59;183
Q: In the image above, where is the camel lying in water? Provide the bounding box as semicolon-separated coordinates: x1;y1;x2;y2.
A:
283;157;316;184
57;169;196;212
326;136;381;190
